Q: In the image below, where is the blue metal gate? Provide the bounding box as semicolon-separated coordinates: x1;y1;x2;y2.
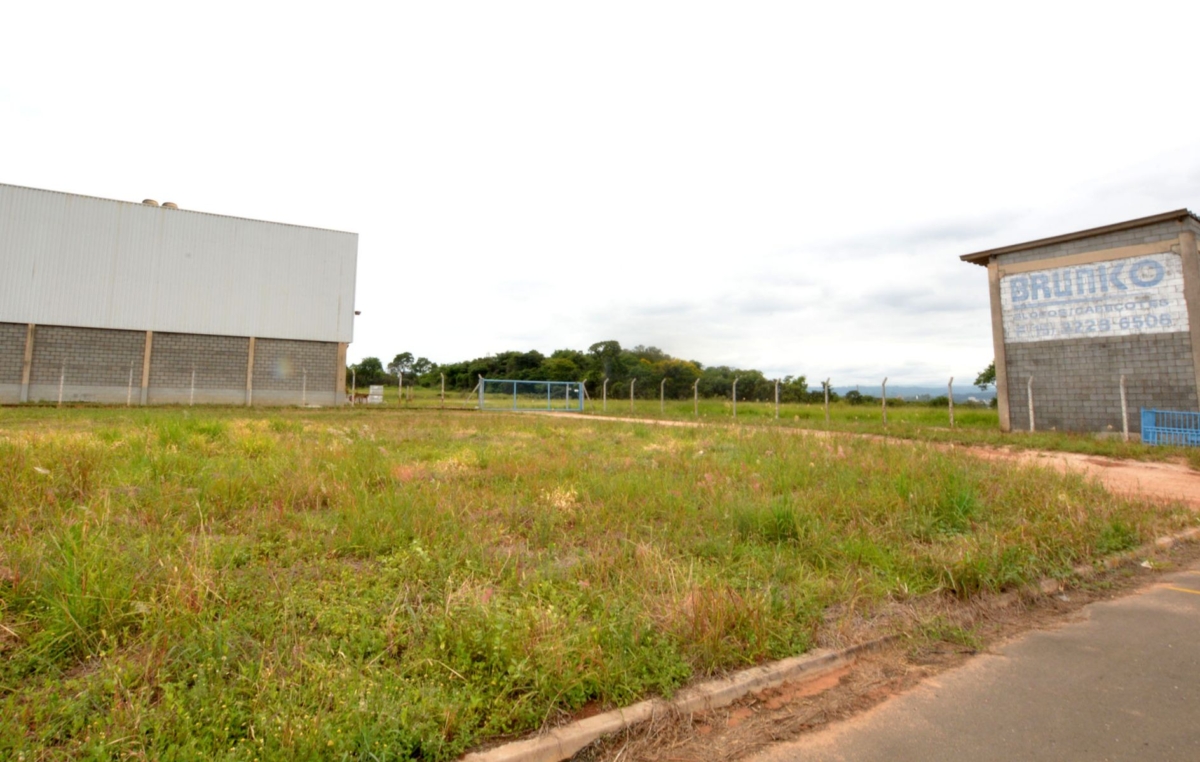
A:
1141;408;1200;446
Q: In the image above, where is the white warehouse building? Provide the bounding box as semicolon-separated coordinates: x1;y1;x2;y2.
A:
0;183;357;406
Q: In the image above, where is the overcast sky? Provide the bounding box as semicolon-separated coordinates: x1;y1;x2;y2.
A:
4;2;1200;385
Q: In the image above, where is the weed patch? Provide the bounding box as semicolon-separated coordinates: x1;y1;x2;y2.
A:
0;407;1192;760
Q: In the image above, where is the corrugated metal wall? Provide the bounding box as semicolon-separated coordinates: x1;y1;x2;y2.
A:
0;184;357;343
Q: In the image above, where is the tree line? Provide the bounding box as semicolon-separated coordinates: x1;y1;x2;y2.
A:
348;344;999;404
348;341;828;402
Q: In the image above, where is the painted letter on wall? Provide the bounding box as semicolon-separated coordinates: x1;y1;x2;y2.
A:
1000;252;1187;343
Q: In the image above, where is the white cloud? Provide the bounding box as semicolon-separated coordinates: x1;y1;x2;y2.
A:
3;1;1200;384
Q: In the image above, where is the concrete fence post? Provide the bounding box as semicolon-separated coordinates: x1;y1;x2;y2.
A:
58;363;65;408
603;377;609;412
774;378;780;420
351;368;356;404
694;378;700;417
660;378;666;415
824;378;830;426
190;366;196;407
1027;376;1035;433
127;364;134;407
948;376;955;428
20;323;35;403
302;369;308;407
244;335;253;407
732;377;739;419
440;373;445;409
881;377;888;426
630;378;636;413
1120;374;1129;443
399;371;403;405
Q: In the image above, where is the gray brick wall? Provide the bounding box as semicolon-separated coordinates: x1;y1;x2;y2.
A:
1001;220;1182;266
150;332;249;389
1004;332;1197;433
253;339;338;392
0;322;26;385
30;325;146;386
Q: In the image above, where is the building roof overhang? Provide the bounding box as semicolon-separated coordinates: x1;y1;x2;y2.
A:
959;209;1200;266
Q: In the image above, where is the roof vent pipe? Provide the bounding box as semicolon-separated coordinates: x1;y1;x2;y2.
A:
161;202;179;209
142;199;160;206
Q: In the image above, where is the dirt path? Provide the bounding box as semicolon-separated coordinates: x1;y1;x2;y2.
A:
963;447;1200;507
540;411;1200;507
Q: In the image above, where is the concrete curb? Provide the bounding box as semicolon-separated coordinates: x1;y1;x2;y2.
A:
462;526;1200;762
1032;525;1200;595
460;638;894;762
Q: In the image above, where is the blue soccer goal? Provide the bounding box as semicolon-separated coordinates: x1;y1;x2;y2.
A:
478;378;584;412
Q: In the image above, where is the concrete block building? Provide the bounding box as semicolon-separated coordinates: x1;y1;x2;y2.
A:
0;183;357;406
962;209;1200;434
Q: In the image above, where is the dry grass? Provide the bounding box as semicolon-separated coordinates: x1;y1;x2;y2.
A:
0;406;1193;760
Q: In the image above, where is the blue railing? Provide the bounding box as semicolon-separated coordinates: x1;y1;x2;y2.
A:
478;379;585;412
1141;408;1200;447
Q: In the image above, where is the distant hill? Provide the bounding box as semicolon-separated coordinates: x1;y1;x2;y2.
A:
833;385;995;403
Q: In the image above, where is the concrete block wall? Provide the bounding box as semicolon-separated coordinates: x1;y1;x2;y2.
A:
28;325;146;404
253;339;339;405
1004;333;1197;433
0;322;27;403
149;332;250;405
1000;220;1182;266
0;322;343;406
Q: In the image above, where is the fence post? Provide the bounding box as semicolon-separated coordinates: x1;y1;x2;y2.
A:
513;380;517;410
440;373;445;409
1027;376;1035;432
661;378;666;415
1120;374;1128;442
399;371;404;405
881;377;887;426
824;378;830;425
190;366;196;407
127;364;134;407
948;376;954;428
732;377;739;419
351;368;356;404
58;362;65;408
302;369;308;407
694;378;699;417
603;377;609;412
478;375;485;410
630;379;636;413
774;378;780;419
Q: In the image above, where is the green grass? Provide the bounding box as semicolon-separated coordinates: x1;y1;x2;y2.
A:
382;384;1195;464
0;406;1193;760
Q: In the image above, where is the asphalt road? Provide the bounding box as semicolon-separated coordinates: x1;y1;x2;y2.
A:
747;562;1200;762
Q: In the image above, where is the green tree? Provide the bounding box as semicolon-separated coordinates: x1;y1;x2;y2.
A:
350;357;387;385
587;341;624;379
540;356;581;381
388;352;414;377
975;361;996;390
412;357;433;376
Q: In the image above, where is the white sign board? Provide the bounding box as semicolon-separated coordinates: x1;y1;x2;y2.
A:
1000;252;1188;343
367;384;385;405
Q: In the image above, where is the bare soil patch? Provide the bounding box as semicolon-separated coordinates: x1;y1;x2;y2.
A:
963;446;1200;507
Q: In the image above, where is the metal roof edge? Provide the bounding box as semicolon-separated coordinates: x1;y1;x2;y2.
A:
959;209;1199;266
0;181;359;238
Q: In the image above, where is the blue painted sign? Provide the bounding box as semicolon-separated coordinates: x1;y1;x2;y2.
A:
1000;253;1187;343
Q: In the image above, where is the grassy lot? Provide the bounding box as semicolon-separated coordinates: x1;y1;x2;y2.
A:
0;406;1194;760
382;384;1198;465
